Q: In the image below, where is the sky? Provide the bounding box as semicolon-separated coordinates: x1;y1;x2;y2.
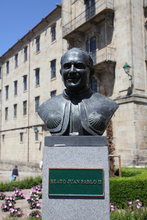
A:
0;0;61;56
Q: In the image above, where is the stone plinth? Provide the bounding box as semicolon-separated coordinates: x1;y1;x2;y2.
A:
42;136;110;220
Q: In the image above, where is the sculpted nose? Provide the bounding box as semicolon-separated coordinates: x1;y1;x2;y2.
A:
70;64;76;73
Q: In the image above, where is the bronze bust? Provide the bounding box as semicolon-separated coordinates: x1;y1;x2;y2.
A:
38;48;118;136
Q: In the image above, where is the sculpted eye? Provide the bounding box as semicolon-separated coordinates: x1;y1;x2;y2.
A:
75;63;85;69
64;63;71;69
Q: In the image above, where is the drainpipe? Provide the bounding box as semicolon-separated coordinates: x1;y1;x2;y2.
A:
27;41;31;163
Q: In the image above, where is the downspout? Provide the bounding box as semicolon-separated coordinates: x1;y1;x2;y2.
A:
129;0;135;93
27;41;31;163
0;66;3;161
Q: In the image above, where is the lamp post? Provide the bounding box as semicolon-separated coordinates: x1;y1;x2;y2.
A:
123;62;132;80
123;62;133;95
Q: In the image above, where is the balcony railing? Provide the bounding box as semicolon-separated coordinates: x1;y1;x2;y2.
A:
63;0;114;38
89;46;116;65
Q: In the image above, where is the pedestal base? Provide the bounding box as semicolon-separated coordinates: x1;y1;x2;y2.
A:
42;136;110;220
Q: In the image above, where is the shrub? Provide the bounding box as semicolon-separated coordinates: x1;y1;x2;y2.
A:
27;210;41;219
0;176;42;192
0;192;6;200
1;196;16;212
110;168;147;208
12;188;25;200
9;207;23;217
111;208;147;220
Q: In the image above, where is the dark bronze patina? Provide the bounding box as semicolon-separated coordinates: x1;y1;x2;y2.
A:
38;48;118;136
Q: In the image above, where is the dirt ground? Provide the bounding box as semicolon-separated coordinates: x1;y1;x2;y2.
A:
0;170;42;220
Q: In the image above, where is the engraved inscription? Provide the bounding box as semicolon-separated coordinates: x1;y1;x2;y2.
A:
50;179;102;184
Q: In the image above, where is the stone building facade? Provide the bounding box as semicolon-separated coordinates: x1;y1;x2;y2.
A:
62;0;147;166
0;6;65;170
0;0;147;168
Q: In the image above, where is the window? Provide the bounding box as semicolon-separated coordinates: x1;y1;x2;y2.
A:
51;25;56;42
14;104;17;118
20;132;23;143
5;85;9;100
0;67;1;79
50;59;56;79
5;107;8;120
89;77;97;92
35;131;39;141
35;96;40;112
6;61;9;74
50;90;56;98
2;134;5;142
85;0;95;20
23;100;27;115
35;68;40;86
14;80;18;96
23;75;27;91
86;36;96;63
86;36;96;53
24;46;28;62
36;36;40;52
15;54;18;68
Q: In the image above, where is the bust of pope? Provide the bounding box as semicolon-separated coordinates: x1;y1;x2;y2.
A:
37;48;118;136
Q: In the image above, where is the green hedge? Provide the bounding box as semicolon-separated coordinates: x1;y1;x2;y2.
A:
110;168;147;208
111;208;147;220
0;176;42;192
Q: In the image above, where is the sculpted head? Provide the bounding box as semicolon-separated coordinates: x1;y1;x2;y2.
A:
60;48;94;92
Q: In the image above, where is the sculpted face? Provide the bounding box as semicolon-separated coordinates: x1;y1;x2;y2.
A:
60;49;91;91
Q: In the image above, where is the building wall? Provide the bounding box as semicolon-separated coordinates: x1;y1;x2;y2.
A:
62;0;147;166
0;7;65;168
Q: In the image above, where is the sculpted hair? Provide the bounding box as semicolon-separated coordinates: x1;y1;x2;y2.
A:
60;48;95;76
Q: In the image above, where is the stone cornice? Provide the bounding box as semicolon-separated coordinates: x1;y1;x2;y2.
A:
114;94;147;105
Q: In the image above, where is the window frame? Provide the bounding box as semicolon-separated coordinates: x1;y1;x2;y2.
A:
35;36;40;52
35;96;40;112
5;85;9;100
23;100;27;115
15;54;18;68
35;68;40;86
5;107;8;120
14;80;18;96
51;25;56;42
6;61;9;74
23;75;27;91
24;46;28;62
20;132;23;143
50;59;56;79
50;90;56;98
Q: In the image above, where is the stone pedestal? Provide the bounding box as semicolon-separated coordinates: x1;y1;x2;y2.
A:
42;136;110;220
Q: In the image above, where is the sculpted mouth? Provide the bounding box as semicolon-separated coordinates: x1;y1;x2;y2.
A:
67;78;80;83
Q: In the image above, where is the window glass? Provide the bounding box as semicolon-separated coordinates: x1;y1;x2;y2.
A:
14;104;17;118
14;81;18;96
23;101;27;115
50;90;56;98
35;96;40;112
36;36;40;52
50;60;56;79
23;75;27;91
5;107;8;120
24;46;28;61
35;68;40;86
51;26;56;41
6;61;9;74
15;54;18;68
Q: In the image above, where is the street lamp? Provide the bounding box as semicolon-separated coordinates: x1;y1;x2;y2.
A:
123;62;133;95
123;62;132;80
